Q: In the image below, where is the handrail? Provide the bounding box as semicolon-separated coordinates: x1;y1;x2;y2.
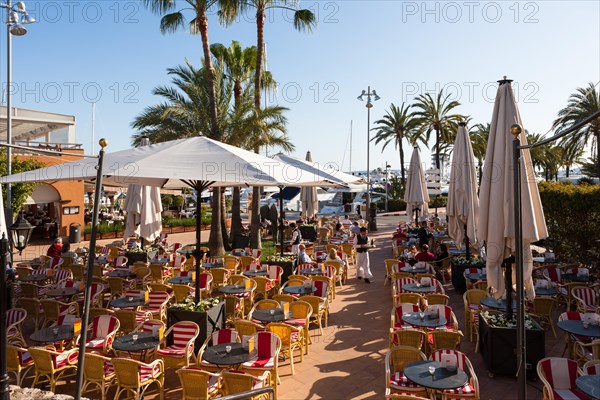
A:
214;386;275;400
519;109;600;150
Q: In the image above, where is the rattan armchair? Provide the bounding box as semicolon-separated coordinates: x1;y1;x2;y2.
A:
6;345;34;386
385;345;428;398
176;368;221;400
156;321;200;370
112;357;165;400
267;322;304;375
82;352;116;400
29;346;79;393
221;370;270;399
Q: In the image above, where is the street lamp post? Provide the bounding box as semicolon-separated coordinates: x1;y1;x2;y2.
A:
357;87;380;231
1;0;35;226
385;163;391;212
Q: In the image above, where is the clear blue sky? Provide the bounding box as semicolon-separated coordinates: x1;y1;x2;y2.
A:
2;1;599;173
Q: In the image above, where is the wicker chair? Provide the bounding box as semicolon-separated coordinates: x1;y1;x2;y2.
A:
82;353;116;400
266;322;304;375
430;349;479;400
156;321;200;370
29;347;79;393
427;330;464;353
224;295;244;326
385;345;428;398
176;367;221;400
389;328;426;351
302;295;328;335
462;289;487;343
221;370;270;399
18;297;42;332
6;345;34;386
529;297;557;338
6;308;27;346
424;293;449;306
85;315;120;355
40;299;79;328
272;294;297;304
112;357;165;400
287;301;313;355
241;332;282;399
393;292;423;308
233;319;263;338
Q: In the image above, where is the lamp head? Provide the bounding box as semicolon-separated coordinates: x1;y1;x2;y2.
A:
372;90;381;101
9;22;27;36
510;124;522;138
14;1;27;12
366;100;373;109
22;13;36;24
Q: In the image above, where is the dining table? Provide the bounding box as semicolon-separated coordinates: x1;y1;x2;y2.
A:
252;308;291;323
203;262;225;270
201;343;253;369
30;325;75;344
403;360;468;391
107;269;136;278
402;283;438;294
557;320;600;339
45;287;81;302
113;331;161;361
111;297;148;309
283;285;317;296
219;284;251;295
576;375;600;399
20;274;49;283
168;276;193;285
299;268;325;276
243;269;269;277
402;312;448;328
400;266;429;274
480;297;517;311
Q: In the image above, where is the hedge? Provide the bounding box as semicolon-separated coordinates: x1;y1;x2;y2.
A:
538;181;600;270
378;195;448;212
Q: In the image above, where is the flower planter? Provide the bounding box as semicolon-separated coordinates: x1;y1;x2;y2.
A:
479;314;545;378
451;261;486;294
125;252;149;266
167;301;225;352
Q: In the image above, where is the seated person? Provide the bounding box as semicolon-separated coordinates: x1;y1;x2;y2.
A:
349;221;361;235
297;244;312;264
406;244;418;259
414;244;436;262
46;238;63;265
61;242;82;264
436;243;449;263
341;215;353;226
326;248;344;266
333;222;347;236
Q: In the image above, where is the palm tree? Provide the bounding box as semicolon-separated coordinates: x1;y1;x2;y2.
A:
527;132;548;179
372;103;422;194
143;0;227;254
413;91;462;170
553;83;600;178
220;0;316;248
558;143;584;178
470;123;489;187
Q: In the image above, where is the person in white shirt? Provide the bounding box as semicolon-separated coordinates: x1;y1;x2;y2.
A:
297;244;312;264
290;222;302;254
353;227;373;283
341;215;353;227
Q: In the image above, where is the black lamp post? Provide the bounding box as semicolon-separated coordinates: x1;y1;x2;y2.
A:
0;215;34;399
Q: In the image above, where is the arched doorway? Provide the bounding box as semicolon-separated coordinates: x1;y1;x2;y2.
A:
23;183;61;239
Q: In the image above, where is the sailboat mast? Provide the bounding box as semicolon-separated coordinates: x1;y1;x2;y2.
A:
91;102;96;154
349;120;353;173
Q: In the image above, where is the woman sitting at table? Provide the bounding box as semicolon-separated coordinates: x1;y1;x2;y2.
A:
61;242;81;265
46;237;63;265
326;248;344;266
435;243;449;265
415;244;436;262
333;222;347;236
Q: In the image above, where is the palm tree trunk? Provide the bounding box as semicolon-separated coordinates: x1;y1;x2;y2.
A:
596;132;600;178
209;189;225;256
230;80;243;243
478;160;483;188
399;145;406;196
220;188;231;251
249;8;265;250
435;128;441;169
566;166;570;178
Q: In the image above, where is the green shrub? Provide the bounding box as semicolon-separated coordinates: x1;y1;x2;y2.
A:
386;199;407;212
84;222;125;234
429;195;448;209
538;181;600;271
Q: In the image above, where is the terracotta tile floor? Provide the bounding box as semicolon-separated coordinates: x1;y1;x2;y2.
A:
13;213;568;399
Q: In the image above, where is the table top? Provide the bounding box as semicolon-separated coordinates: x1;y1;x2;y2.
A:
46;287;80;297
231;251;248;257
202;343;252;366
150;259;170;265
532;257;546;263
30;325;74;343
535;287;557;296
107;269;136;278
576;375;600;399
402;283;438;293
464;273;487;281
252;308;290;323
404;360;468;390
400;266;429;274
480;297;517;310
219;285;250;295
449;248;466;255
402;312;448;328
562;274;595;283
178;248;196;254
283;285;317;295
557;320;600;338
111;297;148;308
17;260;42;268
20;274;49;282
243;270;269;277
168;276;193;284
203;263;224;269
299;268;325;276
113;332;161;352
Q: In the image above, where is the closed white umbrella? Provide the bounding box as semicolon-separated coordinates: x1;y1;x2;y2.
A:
447;122;480;257
0;190;6;239
478;79;548;301
299;151;319;219
404;147;429;223
123;138;163;243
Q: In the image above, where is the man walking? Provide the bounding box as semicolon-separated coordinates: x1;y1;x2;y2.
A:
353;227;373;283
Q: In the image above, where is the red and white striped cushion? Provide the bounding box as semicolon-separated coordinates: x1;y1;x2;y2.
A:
394;278;416;294
572;288;597;309
6;309;25;325
395;304;421;326
156;345;186;357
242;332;278;369
172;322;199;347
86;338;106;349
53;350;78;369
212;329;238;345
139;363;161;382
113;256;128;268
142;320;163;333
199;274;210;290
539;357;586;400
427;305;455;329
389;371;422;389
54;269;73;283
251;249;261;258
544;267;561;283
93;315;118;338
19;351;33;366
267;266;282;281
172;243;183;253
104;361;115;375
148;292;169;308
172;255;186;269
313;281;329;298
431;349;469;373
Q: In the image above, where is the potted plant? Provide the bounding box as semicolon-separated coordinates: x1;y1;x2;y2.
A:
167;297;225;351
125;247;151;266
478;310;545;378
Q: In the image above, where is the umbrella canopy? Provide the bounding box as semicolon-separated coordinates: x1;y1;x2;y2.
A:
299;151;319;219
404;147;430;222
271;152;366;186
123;138;163;242
447;123;480;250
477;81;548;300
0;137;342;188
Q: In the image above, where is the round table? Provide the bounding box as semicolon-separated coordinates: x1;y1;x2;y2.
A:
243;270;269;277
464;273;486;281
576;375;600;399
219;285;251;295
252;308;290;323
95;257;109;265
30;325;75;344
402;283;437;294
202;343;252;368
203;263;224;269
150;259;170;265
20;274;49;283
107;269;136;278
46;287;80;300
17;261;42;268
561;274;595;283
403;360;468;390
535;287;557;296
168;276;193;285
299;268;325;276
400;266;429;274
402;312;448;328
177;248;195;255
283;286;317;296
111;297;148;308
480;297;517;310
448;248;466;256
557;320;600;338
113;332;161;360
231;251;248;257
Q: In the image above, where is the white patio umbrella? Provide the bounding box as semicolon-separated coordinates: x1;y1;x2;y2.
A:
478;80;548;301
447;123;480;257
271;152;366;186
404;147;429;223
299;151;319;219
123;138;163;243
0;189;6;239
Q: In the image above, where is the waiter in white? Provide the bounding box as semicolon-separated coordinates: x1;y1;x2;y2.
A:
353;227;373;283
290;222;301;254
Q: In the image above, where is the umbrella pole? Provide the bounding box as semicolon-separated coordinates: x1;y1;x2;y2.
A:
279;187;284;256
74;140;107;400
464;224;470;259
513;129;527;400
504;258;514;321
195;183;202;303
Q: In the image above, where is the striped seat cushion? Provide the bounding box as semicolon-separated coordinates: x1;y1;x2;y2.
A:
140;363;162;382
242;356;275;369
19;351;33;366
552;389;589;400
390;371;422;389
104;361;115;375
86;338;106;349
156;345;186;357
443;382;476;395
53;351;78;369
286;318;307;326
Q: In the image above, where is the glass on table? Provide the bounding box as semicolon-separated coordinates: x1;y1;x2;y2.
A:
225;345;232;353
132;334;139;343
428;365;436;379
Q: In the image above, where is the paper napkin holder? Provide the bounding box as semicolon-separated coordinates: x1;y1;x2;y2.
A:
441;353;457;371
